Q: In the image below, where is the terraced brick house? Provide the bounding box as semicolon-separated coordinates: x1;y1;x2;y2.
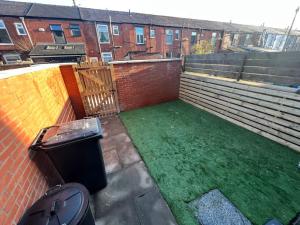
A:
0;0;299;64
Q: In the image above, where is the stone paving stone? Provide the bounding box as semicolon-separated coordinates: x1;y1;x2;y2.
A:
189;189;252;225
94;198;141;225
135;187;177;225
92;161;155;219
118;143;141;167
103;148;122;174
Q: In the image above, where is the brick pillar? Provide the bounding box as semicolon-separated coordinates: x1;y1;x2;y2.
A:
59;65;86;119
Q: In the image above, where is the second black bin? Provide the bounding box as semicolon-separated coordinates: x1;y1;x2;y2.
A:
30;118;107;193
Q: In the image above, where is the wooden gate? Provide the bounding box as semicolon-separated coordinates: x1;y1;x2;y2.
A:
75;62;120;117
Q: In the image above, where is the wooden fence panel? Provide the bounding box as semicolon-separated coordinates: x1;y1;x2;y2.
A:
185;52;300;86
179;72;300;152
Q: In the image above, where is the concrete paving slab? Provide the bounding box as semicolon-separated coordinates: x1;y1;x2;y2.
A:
189;189;252;225
94;198;141;225
135;187;177;225
103;149;122;174
92;161;155;218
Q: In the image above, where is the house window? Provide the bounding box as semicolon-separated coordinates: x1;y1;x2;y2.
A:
166;52;173;58
3;54;21;64
191;32;197;45
97;24;110;43
165;29;173;45
70;24;81;37
101;52;113;62
211;32;217;47
135;27;144;44
0;20;12;44
175;30;180;40
112;25;119;35
150;28;155;38
50;24;66;44
15;23;27;35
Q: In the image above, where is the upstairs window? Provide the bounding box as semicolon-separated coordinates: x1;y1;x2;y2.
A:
135;27;144;44
175;30;180;40
15;23;27;35
191;31;197;45
150;28;155;38
165;29;173;45
112;25;119;35
0;20;12;44
50;24;66;44
97;24;110;43
70;24;81;37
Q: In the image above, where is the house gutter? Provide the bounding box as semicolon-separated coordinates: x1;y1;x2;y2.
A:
20;17;33;47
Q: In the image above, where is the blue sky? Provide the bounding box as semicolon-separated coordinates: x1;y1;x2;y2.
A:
11;0;300;29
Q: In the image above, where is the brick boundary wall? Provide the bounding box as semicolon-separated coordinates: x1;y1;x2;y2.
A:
111;59;182;111
0;65;76;225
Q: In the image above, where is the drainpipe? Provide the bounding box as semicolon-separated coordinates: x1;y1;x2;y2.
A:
109;15;116;59
94;21;102;61
20;17;33;47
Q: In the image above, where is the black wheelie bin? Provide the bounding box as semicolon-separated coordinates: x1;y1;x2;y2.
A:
30;118;107;193
17;183;95;225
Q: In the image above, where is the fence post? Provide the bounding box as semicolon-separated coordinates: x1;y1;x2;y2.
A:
237;54;247;81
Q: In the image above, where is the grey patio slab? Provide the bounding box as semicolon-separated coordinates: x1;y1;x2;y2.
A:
103;148;122;174
189;189;252;225
94;198;141;225
92;161;155;218
135;187;178;225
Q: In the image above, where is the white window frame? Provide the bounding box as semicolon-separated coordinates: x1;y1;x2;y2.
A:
112;25;119;35
14;22;27;35
175;30;180;40
165;29;173;45
97;24;110;44
0;19;13;45
69;24;81;37
150;28;155;38
101;52;113;62
135;27;145;44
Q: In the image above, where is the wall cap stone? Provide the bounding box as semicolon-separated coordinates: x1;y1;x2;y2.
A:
0;63;75;79
109;58;182;65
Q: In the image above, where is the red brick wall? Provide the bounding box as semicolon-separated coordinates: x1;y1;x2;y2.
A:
0;17;32;54
113;59;182;111
98;23;183;61
0;66;76;225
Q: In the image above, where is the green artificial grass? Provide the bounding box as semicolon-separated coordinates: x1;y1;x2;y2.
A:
120;100;300;225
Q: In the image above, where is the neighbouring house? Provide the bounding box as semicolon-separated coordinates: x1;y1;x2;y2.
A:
0;1;32;64
0;0;299;64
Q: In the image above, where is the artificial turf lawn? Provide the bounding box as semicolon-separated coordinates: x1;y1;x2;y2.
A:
120;100;300;225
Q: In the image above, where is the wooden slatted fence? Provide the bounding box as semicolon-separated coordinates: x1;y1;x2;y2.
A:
179;72;300;152
185;52;300;86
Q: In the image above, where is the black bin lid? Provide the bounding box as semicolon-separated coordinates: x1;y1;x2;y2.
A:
42;118;102;147
17;183;90;225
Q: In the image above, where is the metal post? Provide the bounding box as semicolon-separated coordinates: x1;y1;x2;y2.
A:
282;6;299;51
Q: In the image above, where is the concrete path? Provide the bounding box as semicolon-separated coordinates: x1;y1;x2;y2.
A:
90;116;178;225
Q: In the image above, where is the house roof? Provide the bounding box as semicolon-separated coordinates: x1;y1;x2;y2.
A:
26;3;81;20
29;44;85;56
0;0;31;16
0;0;299;36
